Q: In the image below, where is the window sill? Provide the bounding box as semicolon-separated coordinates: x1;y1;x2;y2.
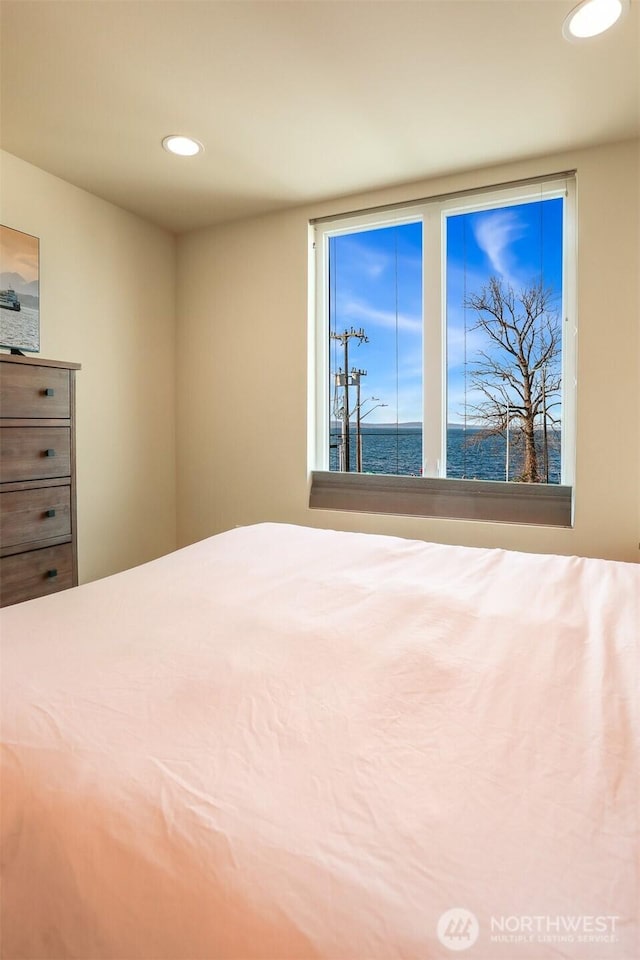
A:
309;471;573;527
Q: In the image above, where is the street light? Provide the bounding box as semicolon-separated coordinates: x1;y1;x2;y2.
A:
352;399;388;472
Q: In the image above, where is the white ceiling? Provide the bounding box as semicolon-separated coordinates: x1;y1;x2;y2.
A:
1;0;638;234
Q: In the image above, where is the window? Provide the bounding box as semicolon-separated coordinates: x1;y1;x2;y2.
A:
309;174;576;525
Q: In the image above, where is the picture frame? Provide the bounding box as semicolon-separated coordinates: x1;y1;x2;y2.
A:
0;225;40;353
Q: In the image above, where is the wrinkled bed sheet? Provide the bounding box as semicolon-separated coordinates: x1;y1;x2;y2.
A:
1;523;638;959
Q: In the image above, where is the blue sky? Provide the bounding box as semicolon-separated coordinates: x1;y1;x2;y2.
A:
329;197;563;424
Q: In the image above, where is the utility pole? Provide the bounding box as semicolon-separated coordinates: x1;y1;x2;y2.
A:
542;366;549;483
330;327;368;471
505;401;510;482
334;369;348;470
350;368;367;472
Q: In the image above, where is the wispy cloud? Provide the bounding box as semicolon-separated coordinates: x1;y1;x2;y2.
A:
473;210;526;283
337;236;390;280
341;298;422;335
337;233;422;282
446;311;489;368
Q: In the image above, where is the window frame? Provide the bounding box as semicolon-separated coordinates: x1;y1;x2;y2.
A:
309;174;577;526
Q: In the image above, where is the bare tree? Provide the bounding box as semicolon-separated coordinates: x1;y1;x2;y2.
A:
463;277;562;483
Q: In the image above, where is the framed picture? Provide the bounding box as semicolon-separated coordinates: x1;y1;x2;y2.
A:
0;225;40;353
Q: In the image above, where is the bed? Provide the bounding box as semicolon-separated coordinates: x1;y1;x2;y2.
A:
1;522;637;960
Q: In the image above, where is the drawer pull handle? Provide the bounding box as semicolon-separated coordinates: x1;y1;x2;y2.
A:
43;388;55;397
45;509;56;518
44;449;56;458
47;569;58;579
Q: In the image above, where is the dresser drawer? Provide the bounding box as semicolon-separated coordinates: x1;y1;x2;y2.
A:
1;486;72;550
0;364;70;418
0;427;71;482
0;543;74;606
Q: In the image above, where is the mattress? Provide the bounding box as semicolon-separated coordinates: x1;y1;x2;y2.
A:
1;523;638;959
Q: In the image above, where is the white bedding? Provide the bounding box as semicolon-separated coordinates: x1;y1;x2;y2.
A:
1;523;638;959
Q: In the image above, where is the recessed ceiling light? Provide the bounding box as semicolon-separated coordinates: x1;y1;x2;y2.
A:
162;135;203;157
563;0;628;40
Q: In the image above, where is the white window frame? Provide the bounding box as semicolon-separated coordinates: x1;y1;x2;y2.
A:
309;174;577;525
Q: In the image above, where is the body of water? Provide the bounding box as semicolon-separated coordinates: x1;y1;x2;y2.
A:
329;424;561;483
0;303;39;352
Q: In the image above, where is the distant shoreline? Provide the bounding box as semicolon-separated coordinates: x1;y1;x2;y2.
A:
331;422;561;436
331;422;479;430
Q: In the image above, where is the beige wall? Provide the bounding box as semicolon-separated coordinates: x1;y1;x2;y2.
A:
176;139;639;562
0;150;177;583
3;141;636;578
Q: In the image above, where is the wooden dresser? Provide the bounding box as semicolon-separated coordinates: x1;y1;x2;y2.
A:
0;354;81;607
